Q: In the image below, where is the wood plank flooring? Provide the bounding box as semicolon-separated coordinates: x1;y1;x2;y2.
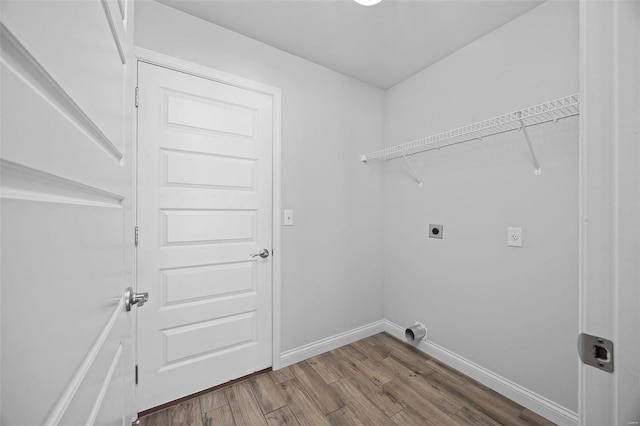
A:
140;333;555;426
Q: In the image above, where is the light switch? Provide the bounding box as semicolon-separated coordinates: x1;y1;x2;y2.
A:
284;210;294;226
508;227;523;247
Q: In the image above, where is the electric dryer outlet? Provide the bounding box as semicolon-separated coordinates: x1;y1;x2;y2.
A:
429;224;443;239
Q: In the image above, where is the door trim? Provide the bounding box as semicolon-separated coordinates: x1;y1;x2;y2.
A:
133;48;283;383
578;1;640;424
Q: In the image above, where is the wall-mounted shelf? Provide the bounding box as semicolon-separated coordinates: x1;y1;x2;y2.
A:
361;94;580;183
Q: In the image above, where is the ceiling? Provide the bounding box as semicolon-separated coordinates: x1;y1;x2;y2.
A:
157;0;544;89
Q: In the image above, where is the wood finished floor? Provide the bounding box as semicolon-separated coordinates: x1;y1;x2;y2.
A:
140;332;555;426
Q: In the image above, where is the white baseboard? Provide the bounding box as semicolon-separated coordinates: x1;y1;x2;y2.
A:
278;320;386;368
383;320;578;426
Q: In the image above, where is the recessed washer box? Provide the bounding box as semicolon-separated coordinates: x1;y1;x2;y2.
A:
429;224;443;239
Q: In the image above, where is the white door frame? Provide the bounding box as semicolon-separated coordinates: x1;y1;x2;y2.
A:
132;48;283;398
578;0;640;424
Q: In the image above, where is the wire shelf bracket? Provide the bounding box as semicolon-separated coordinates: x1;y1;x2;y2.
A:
518;115;542;175
361;94;580;180
401;152;423;187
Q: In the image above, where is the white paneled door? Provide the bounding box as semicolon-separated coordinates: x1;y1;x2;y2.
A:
0;1;135;425
136;62;274;410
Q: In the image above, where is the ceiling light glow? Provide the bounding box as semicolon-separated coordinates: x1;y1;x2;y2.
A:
353;0;382;6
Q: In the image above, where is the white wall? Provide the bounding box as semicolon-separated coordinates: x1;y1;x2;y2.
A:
134;1;386;352
382;1;579;412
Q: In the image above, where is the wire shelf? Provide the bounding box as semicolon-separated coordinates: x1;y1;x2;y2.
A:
361;94;580;162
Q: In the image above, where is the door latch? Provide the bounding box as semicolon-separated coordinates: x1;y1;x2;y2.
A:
125;287;149;311
578;333;614;373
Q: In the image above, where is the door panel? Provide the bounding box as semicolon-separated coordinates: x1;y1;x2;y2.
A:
162;262;256;304
163;150;257;190
163;209;256;244
137;62;273;410
0;0;135;424
1;0;128;154
165;92;256;137
163;311;257;363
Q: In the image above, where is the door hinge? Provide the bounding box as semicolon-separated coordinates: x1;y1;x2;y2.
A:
135;87;139;108
134;226;139;247
135;364;139;385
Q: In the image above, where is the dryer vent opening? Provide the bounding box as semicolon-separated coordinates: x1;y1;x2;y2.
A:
405;324;426;342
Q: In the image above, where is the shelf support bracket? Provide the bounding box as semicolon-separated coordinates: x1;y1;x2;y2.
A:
518;118;542;175
401;152;423;187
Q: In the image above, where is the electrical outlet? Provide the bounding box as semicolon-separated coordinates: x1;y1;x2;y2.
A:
508;227;523;247
429;224;443;239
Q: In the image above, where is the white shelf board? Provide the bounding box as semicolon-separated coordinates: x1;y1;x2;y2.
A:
361;94;580;162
